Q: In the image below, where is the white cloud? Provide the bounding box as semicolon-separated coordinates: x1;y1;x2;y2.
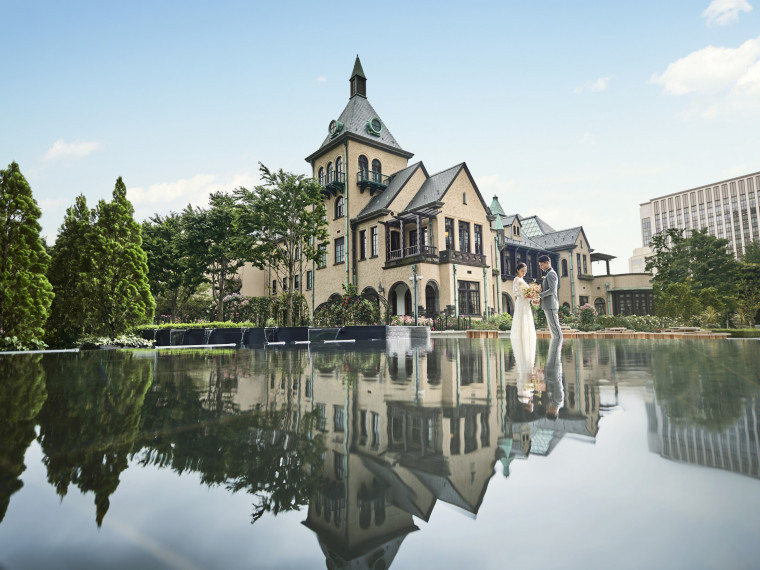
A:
573;76;611;94
650;36;760;117
127;171;260;221
702;0;752;26
315;76;327;83
43;138;101;161
578;132;594;144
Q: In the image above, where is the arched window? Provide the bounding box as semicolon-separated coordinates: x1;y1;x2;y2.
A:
371;159;381;182
594;297;606;315
336;156;343;176
327;162;334;183
561;258;568;277
318;167;324;185
358;155;368;179
335;195;344;219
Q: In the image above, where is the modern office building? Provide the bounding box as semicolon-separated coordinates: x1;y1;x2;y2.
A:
638;171;760;259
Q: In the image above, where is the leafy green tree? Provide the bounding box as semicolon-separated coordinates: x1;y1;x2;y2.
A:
141;212;204;322
47;195;94;345
647;228;739;322
735;261;760;326
181;192;247;321
235;164;328;326
743;239;760;264
0;162;54;344
654;281;701;321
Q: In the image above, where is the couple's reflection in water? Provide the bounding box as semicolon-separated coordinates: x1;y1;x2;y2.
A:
512;332;564;421
2;337;759;568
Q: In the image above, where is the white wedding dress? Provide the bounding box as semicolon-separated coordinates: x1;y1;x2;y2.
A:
510;276;537;389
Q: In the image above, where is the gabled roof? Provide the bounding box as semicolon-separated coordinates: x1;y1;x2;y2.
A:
354;162;428;222
305;93;413;162
402;163;462;212
402;162;490;216
518;215;556;237
530;226;583;250
501;214;517;227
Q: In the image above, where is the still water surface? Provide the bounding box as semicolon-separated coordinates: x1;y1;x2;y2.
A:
1;338;759;570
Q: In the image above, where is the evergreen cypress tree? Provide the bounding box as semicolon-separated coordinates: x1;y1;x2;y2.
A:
0;162;54;345
47;195;93;346
48;178;155;343
84;177;155;337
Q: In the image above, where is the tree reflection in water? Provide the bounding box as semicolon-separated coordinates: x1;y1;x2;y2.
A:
37;351;152;526
0;354;46;523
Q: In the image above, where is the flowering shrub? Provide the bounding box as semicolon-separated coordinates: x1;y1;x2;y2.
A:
597;314;680;331
0;336;47;351
390;314;433;327
76;334;154;349
578;303;599;330
487;313;512;331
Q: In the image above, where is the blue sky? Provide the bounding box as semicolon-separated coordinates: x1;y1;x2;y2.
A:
3;0;759;273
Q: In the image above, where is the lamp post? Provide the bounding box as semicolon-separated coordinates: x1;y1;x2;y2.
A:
410;264;423;325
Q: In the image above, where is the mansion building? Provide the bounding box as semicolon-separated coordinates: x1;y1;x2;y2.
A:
241;57;652;317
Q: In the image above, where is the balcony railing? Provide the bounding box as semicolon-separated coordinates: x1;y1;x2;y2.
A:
357;170;390;195
385;245;438;267
439;249;487;267
320;171;345;196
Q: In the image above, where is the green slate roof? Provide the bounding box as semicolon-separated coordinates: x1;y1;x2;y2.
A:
305;90;413;162
518;215;556;237
350;54;366;79
530;226;583;250
490;196;506;217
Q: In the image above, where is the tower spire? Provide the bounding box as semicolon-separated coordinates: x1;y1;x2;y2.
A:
350;54;367;98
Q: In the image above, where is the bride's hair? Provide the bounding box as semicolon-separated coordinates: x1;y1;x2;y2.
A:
516;262;526;272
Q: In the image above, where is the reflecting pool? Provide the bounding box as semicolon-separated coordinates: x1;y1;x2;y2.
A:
1;338;759;569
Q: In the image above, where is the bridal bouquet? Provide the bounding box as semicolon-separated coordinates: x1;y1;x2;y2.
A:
522;282;541;305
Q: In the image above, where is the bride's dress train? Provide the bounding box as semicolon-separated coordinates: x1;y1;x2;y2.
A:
510;276;537;403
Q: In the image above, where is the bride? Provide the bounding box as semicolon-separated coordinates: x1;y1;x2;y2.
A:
511;262;537;399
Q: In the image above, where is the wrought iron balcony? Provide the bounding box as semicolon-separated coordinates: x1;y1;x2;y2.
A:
320;171;345;196
439;249;487;267
357;170;390;195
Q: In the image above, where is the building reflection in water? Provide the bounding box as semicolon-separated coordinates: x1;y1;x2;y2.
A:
265;337;605;569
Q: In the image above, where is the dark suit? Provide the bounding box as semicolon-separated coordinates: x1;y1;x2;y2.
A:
539;267;562;339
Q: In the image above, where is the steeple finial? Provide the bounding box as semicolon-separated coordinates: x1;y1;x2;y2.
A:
350;55;367;98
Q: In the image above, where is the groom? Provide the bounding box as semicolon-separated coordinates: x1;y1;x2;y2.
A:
538;255;562;340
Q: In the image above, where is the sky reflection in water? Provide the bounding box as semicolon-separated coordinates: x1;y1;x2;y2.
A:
1;338;759;570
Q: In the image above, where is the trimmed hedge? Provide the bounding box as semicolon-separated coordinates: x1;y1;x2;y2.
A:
707;328;760;338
